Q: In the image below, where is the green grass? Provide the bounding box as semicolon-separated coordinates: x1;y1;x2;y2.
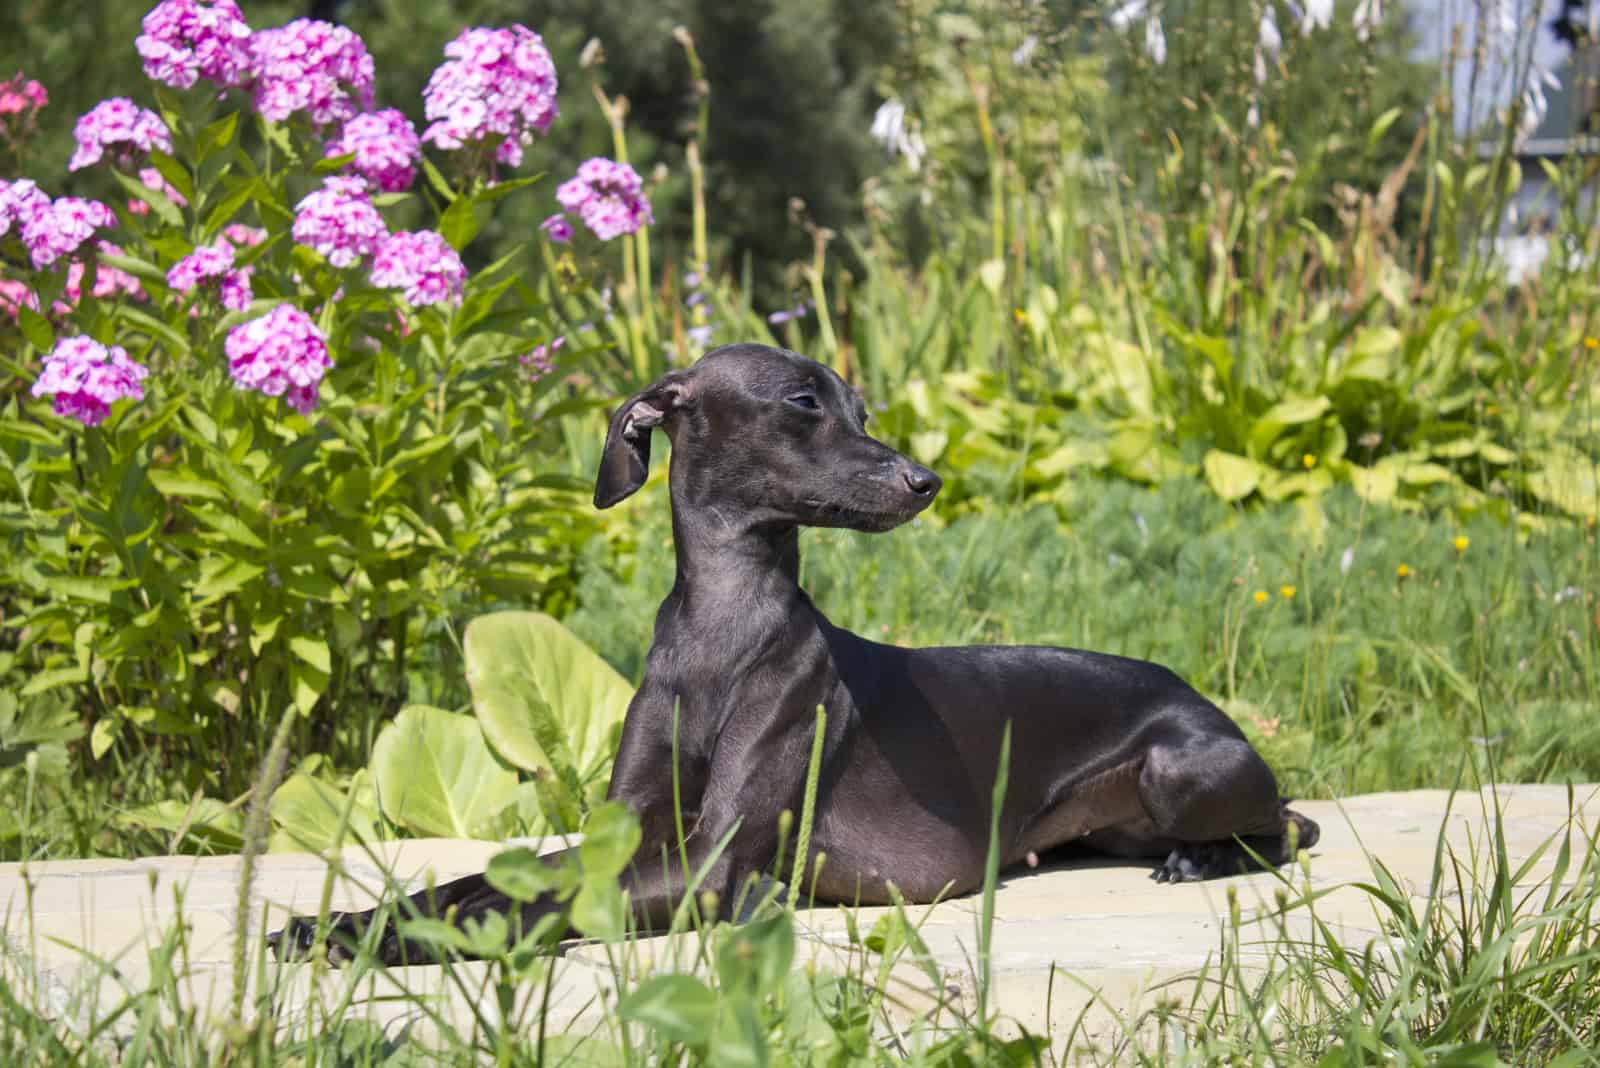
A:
569;477;1600;801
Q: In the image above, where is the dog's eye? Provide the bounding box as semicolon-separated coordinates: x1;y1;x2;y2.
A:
787;393;820;412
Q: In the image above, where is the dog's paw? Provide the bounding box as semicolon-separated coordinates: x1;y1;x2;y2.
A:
266;914;360;965
1152;842;1246;883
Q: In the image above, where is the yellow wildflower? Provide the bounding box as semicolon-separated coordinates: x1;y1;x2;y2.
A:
1453;535;1470;554
1302;453;1317;469
1280;585;1297;600
1253;590;1269;604
1585;336;1599;351
1397;563;1412;579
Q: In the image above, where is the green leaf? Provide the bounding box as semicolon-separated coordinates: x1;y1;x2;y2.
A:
16;306;55;353
289;636;331;674
269;770;381;854
485;846;560;902
90;718;120;760
715;913;795;995
579;801;641;880
120;796;243;850
148;469;227;501
193;557;264;600
570;878;626;941
616;975;717;1046
111;169;183;228
1525;447;1599;520
1348;462;1399;504
1247;395;1331;459
1202;450;1262;502
370;705;520;838
20;666;88;696
464;611;634;783
439;193;491;252
190;506;266;549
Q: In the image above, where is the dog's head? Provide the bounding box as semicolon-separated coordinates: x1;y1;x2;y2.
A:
594;343;940;531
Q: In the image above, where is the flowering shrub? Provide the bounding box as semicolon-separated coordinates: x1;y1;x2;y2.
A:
0;1;655;792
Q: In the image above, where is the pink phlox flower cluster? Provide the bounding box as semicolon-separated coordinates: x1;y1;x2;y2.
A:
251;19;375;127
221;222;267;247
127;166;188;217
369;230;466;306
554;158;653;241
519;335;563;381
324;108;420;192
0;73;47;116
421;25;558;166
539;213;572;243
1;178;46;240
65;242;147;306
167;240;252;310
136;0;255;90
0;279;40;319
31;336;149;426
292;175;387;267
225;304;332;414
17;194;118;270
69;98;172;171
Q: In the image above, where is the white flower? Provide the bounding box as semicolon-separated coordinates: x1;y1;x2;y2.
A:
1109;0;1148;32
1259;8;1283;59
870;99;926;172
1353;0;1383;42
1301;0;1333;35
1145;16;1167;65
1012;34;1038;66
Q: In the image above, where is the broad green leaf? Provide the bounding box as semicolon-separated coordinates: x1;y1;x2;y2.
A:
269;770;381;853
289;636;331;674
1526;448;1599;519
579;801;641;880
194;557;264;600
120;796;243;850
16;306;54;353
1247;395;1331;459
570;878;626;940
439;193;490;252
464;611;633;781
1348;463;1398;504
148;469;227;500
616;974;717;1046
1202;449;1262;502
371;704;519;838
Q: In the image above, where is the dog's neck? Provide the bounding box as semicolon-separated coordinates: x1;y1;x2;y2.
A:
669;503;801;605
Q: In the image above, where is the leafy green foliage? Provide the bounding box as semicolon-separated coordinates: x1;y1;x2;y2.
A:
465;610;633;829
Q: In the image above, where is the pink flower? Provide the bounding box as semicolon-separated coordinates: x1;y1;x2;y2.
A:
539;213;573;243
421;25;558;165
519;335;563;381
127;166;187;217
369;230;466;306
224;304;332;414
69;98;172;171
323;108;420;192
64;242;147;305
136;0;255;90
220;222;266;248
167;240;251;309
31;337;149;426
291;175;386;267
251;19;375;127
0;73;47;116
0;178;49;239
555;158;653;241
0;279;40;319
19;196;118;270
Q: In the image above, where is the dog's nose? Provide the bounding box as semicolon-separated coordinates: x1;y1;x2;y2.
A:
903;464;941;498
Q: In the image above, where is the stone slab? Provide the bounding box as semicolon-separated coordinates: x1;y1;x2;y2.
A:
0;786;1593;1051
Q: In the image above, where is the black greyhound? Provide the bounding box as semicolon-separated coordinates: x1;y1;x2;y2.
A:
270;342;1318;964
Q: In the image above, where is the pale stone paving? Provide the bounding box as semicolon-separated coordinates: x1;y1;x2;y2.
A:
1;785;1594;1054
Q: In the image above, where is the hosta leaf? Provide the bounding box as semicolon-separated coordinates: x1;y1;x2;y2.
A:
371;705;519;839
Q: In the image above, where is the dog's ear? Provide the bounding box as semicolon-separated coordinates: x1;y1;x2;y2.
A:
594;372;692;509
